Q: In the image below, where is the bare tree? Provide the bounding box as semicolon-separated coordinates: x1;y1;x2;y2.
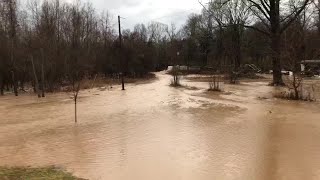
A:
148;21;167;43
246;0;311;85
200;0;311;85
200;0;250;83
281;4;314;100
210;0;250;69
4;0;19;96
166;23;177;42
313;0;320;35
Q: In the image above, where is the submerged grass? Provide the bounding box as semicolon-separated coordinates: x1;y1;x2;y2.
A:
0;166;86;180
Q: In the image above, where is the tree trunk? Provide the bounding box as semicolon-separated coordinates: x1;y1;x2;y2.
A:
10;38;18;96
0;75;4;96
75;99;77;123
234;45;241;70
11;70;18;96
205;51;209;67
73;81;80;123
270;0;284;86
271;33;284;86
234;24;241;70
31;56;41;98
121;72;125;90
20;80;24;92
41;49;45;97
294;88;299;100
41;63;45;97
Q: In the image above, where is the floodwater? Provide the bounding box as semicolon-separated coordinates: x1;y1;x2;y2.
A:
0;72;320;180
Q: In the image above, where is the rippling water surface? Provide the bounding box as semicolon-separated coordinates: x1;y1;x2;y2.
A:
0;72;320;180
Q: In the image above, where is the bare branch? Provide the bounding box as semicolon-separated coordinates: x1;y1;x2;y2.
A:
280;0;311;33
243;24;270;36
247;0;271;21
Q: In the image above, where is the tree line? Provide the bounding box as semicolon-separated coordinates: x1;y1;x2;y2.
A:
0;0;319;96
187;0;318;85
0;0;171;96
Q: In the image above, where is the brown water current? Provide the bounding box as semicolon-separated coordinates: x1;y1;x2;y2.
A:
0;72;320;180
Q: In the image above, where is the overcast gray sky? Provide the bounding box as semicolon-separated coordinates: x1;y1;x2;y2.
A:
76;0;203;30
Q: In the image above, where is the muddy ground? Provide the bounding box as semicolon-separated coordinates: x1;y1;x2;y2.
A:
0;72;320;180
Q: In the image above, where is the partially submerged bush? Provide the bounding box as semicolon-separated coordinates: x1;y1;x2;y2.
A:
274;88;316;101
170;66;182;87
223;68;240;84
208;75;223;92
229;71;240;84
275;74;316;101
170;75;181;87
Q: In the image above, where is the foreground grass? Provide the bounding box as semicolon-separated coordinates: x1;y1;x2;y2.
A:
0;167;86;180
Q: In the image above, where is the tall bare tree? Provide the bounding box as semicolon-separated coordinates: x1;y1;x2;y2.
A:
245;0;311;85
4;0;19;95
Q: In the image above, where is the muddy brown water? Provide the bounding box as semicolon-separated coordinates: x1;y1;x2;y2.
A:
0;72;320;180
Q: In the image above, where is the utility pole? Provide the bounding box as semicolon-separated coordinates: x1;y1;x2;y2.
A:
118;15;125;90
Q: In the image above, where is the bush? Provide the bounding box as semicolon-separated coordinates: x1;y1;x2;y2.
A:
170;75;181;87
274;73;316;101
274;82;316;102
208;75;223;91
170;66;182;87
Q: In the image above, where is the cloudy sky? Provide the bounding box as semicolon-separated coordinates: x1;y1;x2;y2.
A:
83;0;203;29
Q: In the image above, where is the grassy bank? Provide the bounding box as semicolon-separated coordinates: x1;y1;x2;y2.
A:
0;167;86;180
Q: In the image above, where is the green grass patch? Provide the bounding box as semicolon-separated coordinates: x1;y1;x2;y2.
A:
0;166;86;180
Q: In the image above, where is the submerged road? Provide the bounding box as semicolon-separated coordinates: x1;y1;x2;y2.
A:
0;72;320;180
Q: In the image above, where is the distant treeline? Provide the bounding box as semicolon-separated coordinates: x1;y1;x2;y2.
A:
0;0;320;95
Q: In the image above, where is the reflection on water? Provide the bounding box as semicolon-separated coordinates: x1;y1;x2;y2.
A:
0;72;320;180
